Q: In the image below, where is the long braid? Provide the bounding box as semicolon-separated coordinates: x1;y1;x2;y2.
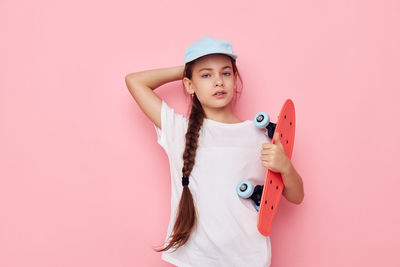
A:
155;94;204;252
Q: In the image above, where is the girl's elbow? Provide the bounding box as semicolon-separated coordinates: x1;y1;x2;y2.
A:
295;193;304;205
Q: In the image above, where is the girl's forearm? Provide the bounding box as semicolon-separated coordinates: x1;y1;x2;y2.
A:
281;163;304;204
125;65;185;90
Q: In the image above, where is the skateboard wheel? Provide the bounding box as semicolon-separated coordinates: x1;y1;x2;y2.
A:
253;112;270;128
236;181;254;198
254;203;260;212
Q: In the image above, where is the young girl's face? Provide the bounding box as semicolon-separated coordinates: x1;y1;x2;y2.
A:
188;54;237;108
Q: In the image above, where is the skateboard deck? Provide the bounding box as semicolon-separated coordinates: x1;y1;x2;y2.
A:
236;99;295;236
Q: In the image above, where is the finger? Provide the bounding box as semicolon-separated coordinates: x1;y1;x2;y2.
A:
274;132;281;143
262;143;273;149
274;132;286;150
261;149;273;155
261;155;273;161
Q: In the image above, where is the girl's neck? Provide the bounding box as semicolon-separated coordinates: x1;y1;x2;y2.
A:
203;106;242;124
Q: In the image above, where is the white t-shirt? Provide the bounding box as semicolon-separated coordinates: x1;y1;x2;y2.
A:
153;100;272;267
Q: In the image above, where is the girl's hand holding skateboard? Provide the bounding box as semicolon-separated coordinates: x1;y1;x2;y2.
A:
260;132;292;175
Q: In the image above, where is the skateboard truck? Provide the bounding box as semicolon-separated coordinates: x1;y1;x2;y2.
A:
236;181;264;211
254;112;276;139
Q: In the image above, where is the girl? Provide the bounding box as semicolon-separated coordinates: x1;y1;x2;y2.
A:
125;36;304;267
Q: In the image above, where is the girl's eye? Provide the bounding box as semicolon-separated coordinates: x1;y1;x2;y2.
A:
201;72;231;78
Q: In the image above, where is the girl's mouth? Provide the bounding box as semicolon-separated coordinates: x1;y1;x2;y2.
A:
213;92;227;98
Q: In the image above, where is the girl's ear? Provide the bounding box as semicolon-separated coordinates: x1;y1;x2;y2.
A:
183;77;195;95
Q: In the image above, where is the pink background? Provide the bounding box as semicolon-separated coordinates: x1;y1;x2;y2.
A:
1;0;399;266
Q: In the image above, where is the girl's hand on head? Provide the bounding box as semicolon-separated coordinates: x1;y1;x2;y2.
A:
260;132;292;175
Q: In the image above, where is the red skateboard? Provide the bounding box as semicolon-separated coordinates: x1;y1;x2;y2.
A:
236;99;296;236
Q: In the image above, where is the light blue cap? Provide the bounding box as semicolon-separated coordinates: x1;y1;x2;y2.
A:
184;36;238;65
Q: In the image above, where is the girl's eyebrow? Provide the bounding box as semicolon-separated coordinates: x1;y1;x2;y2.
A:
198;66;232;72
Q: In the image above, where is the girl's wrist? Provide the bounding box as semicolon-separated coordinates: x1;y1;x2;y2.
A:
172;65;185;81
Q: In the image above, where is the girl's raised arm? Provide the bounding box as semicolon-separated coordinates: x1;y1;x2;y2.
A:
125;65;185;129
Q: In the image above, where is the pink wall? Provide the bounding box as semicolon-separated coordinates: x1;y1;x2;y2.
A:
1;0;399;266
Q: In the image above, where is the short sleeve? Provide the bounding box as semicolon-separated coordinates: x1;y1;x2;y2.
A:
153;100;188;152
